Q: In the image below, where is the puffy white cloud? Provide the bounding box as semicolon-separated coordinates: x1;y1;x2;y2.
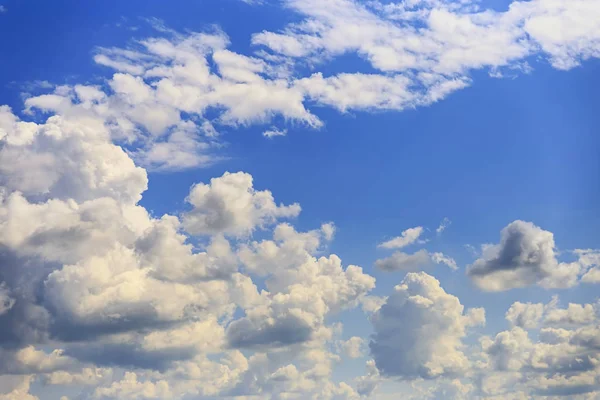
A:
579;250;600;283
0;109;147;204
1;89;374;398
0;1;599;398
519;0;600;70
354;360;381;397
478;298;600;398
44;367;113;386
182;171;301;237
0;346;75;375
230;223;375;349
93;372;172;400
481;327;533;371
467;220;584;291
369;272;485;379
338;337;365;359
544;302;598;327
505;301;545;329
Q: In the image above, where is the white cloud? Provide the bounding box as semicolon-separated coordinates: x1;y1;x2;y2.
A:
579;250;600;283
182;171;301;237
0;375;38;400
505;301;545;329
231;223;375;349
370;272;485;379
93;372;172;400
375;249;431;271
378;226;424;249
376;250;457;271
1;2;600;398
0;107;147;204
354;360;381;397
436;217;451;235
263;127;287;138
431;252;458;271
467;220;587;291
479;298;600;397
339;337;365;359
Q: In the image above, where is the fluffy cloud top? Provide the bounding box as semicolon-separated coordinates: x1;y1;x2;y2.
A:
182;171;301;237
480;298;600;397
370;272;485;379
467;220;590;291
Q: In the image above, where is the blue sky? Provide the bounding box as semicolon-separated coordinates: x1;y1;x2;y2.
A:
0;1;600;399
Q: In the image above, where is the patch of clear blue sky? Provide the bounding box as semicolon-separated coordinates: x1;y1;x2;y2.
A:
1;0;600;390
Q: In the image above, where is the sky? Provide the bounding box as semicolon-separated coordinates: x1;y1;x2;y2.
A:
0;0;599;399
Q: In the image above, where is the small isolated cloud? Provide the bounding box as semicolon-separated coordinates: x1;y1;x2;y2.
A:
467;220;585;291
436;217;451;235
431;252;458;271
263;127;287;138
378;226;424;249
0;6;6;13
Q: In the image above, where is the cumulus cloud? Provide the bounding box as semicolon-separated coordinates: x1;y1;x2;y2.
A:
370;272;485;379
479;298;600;398
579;250;600;283
467;220;587;291
338;337;365;359
93;372;172;400
182;171;301;237
505;301;545;329
1;1;599;398
0;92;375;397
230;223;375;350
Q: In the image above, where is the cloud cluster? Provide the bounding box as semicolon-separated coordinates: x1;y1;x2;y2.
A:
16;0;599;175
375;224;458;272
1;0;599;398
477;297;600;398
0;102;373;398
